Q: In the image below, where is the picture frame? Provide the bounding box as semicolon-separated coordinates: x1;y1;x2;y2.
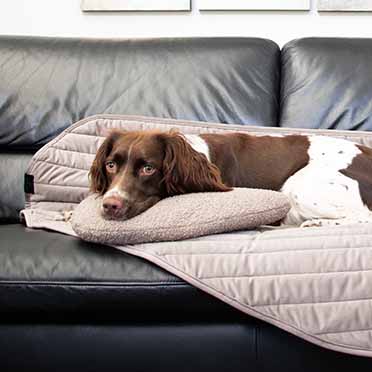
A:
318;0;372;11
198;0;310;11
81;0;191;12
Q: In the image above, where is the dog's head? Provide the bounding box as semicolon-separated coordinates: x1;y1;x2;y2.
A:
89;130;230;220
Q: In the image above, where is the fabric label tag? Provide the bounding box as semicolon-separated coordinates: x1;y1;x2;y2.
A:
24;173;34;194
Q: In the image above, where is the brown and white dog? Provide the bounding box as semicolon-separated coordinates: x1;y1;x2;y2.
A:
89;129;372;227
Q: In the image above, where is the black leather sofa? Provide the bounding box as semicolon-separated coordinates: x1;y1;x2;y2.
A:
1;36;372;372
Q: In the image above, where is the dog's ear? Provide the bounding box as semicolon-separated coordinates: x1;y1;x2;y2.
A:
89;131;122;195
161;131;231;196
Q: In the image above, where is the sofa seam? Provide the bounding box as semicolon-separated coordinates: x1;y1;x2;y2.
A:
0;280;186;287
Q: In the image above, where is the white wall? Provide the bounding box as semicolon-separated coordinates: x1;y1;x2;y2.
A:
1;0;372;47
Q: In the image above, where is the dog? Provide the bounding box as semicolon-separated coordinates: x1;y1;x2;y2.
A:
89;129;372;227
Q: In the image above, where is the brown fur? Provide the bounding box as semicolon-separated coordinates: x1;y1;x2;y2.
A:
200;133;310;190
340;145;372;209
90;131;123;195
89;130;230;219
161;131;231;195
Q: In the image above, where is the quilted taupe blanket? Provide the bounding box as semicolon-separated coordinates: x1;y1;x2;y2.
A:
21;115;372;357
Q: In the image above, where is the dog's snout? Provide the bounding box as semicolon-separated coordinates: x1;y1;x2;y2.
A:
102;196;124;217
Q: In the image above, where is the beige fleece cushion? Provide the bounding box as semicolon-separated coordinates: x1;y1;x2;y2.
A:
71;188;290;245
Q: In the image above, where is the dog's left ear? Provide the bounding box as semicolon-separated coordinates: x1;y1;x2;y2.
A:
161;131;231;196
89;130;122;195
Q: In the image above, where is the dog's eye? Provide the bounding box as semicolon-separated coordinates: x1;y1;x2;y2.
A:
105;161;117;173
140;164;156;176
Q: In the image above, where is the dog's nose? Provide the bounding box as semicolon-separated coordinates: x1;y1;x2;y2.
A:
102;197;124;217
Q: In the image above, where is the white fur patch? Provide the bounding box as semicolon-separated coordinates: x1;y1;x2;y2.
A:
185;135;211;161
281;136;372;226
307;136;361;168
103;186;128;200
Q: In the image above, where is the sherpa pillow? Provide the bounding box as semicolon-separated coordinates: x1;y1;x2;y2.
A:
71;188;290;245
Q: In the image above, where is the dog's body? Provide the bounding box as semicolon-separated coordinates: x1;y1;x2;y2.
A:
90;130;372;226
186;133;372;227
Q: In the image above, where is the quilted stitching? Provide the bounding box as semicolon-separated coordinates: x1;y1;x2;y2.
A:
22;114;372;357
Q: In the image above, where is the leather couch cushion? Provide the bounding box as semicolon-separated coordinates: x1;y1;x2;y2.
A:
0;224;237;319
0;316;372;372
2;318;372;372
0;152;33;221
0;321;258;372
0;36;280;151
280;38;372;131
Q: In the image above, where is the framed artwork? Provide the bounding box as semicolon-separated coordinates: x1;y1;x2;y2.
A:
81;0;191;11
318;0;372;11
198;0;310;11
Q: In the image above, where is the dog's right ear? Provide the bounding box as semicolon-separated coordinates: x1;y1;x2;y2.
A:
89;130;123;195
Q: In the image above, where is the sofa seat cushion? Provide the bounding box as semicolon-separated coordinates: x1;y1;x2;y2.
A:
0;224;236;320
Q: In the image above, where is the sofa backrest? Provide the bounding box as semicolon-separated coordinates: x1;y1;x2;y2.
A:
0;36;280;221
0;36;280;151
2;36;372;222
280;38;372;131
